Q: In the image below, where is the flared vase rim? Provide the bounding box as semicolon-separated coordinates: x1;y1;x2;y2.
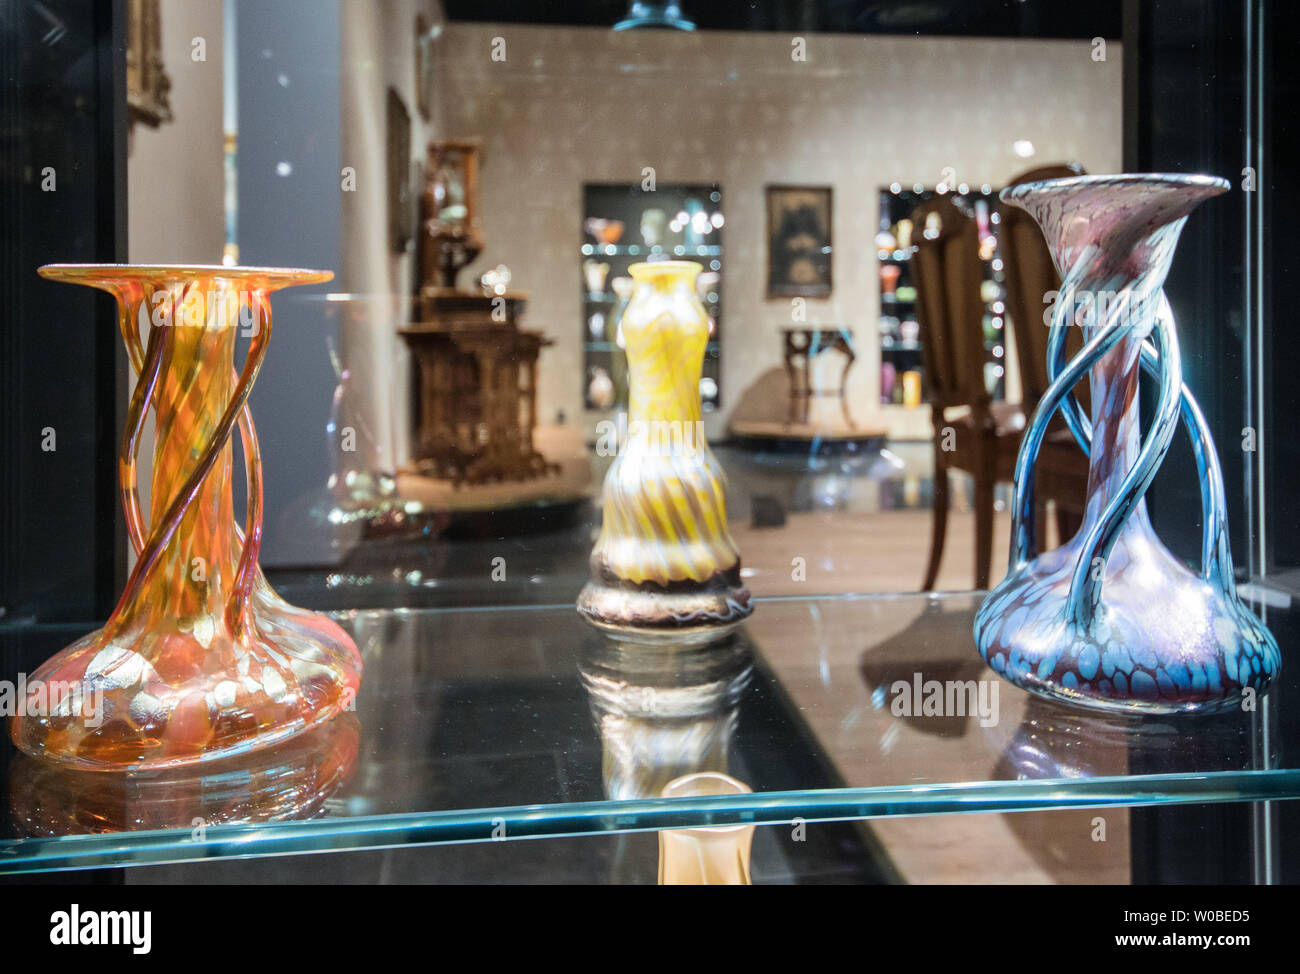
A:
38;263;334;287
999;172;1231;206
660;771;754;831
628;258;703;281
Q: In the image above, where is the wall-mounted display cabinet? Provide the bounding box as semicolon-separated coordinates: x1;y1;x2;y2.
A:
581;182;724;412
876;185;1007;406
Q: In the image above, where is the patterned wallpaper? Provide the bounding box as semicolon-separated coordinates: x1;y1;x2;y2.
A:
439;24;1123;440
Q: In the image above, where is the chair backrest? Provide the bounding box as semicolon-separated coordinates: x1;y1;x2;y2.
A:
909;196;988;416
999;163;1086;409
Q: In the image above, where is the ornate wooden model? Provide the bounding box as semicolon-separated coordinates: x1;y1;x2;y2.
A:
404;138;557;486
402;293;557;486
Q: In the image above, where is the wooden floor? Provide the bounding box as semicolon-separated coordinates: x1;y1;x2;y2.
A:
733;505;1016;597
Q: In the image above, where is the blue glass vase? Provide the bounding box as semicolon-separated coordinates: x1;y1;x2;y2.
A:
974;174;1279;714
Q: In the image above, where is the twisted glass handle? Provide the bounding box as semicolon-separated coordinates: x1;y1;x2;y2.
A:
1009;291;1236;626
110;286;270;639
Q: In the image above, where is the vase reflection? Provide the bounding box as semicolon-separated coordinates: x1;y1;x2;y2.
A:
579;633;753;802
9;714;360;837
578;633;756;884
315;293;413;544
992;698;1135;782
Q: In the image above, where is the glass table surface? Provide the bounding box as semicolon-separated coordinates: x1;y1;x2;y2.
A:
0;591;1294;874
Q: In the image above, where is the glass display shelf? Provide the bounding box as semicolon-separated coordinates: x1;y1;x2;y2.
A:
1;591;1295;874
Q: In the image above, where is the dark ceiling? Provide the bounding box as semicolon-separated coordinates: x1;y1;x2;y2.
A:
443;1;1124;39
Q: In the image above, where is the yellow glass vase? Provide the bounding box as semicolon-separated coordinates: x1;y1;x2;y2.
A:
577;260;751;643
11;265;362;771
658;772;755;885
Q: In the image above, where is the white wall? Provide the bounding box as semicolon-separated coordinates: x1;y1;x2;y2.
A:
440;25;1123;441
126;0;225;534
128;0;225;263
338;0;446;472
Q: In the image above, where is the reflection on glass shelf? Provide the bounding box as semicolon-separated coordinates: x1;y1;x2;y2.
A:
9;717;360;837
580;635;752;801
0;591;1293;874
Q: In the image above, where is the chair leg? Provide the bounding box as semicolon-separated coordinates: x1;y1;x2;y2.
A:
974;466;994;591
1056;508;1083;546
922;446;949;591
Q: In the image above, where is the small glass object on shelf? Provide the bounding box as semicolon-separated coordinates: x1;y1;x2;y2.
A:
975;173;1280;713
583;258;610;297
681;197;706;247
880;262;901;297
658;772;755;885
14;265;363;770
587;365;616;409
610;274;633;340
895;217;914;250
577;260;751;643
901;369;923;408
319;295;406;542
639;207;667;248
880;361;898;403
584;217;625;245
695;268;719;301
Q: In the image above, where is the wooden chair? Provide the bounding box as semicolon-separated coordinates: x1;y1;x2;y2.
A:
999;164;1091;547
912;195;1017;590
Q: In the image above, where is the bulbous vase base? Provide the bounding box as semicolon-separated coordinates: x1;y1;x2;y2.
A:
577;572;752;647
975;531;1278;715
10;580;362;772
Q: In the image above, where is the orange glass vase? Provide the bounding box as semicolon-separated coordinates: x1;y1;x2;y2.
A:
12;265;362;771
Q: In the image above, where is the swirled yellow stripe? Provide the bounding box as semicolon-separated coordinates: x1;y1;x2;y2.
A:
590;261;740;586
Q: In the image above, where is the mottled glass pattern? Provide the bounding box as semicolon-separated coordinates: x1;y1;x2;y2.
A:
974;175;1279;714
578;260;752;642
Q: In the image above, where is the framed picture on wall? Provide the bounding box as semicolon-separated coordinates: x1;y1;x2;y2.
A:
387;87;413;253
766;185;832;298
